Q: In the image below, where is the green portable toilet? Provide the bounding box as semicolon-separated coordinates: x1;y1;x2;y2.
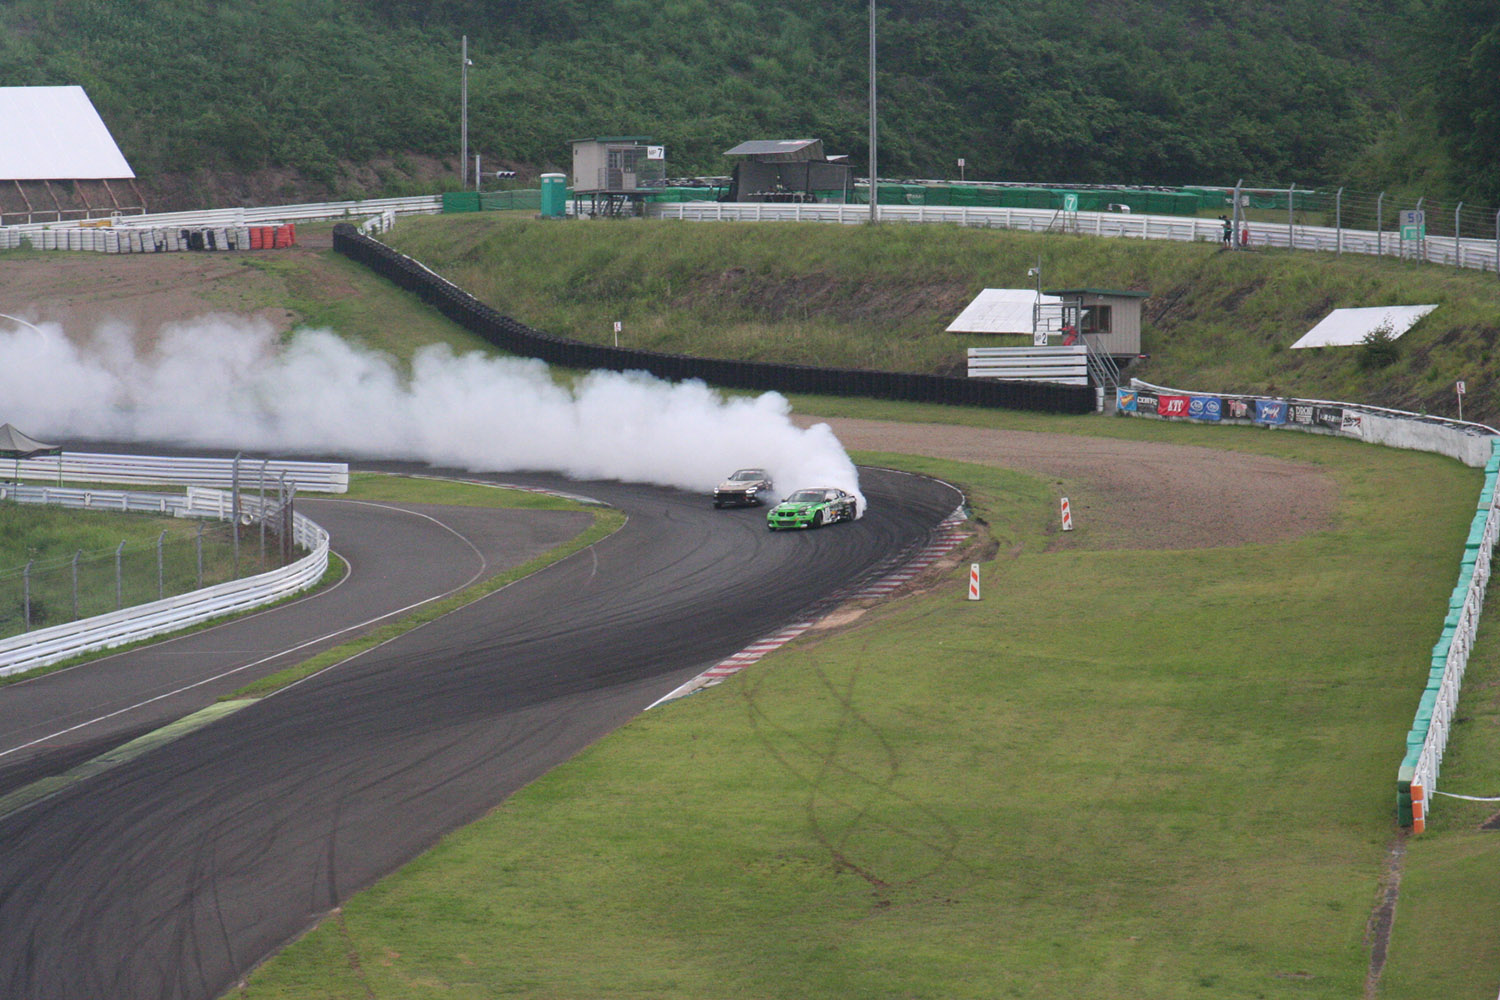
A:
540;173;567;218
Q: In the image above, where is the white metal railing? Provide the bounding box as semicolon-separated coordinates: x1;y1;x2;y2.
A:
1408;472;1497;832
967;345;1089;385
649;202;1500;277
6;452;348;493
0;484;329;676
0;194;441;248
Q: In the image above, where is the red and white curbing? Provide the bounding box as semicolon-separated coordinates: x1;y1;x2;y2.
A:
648;507;970;708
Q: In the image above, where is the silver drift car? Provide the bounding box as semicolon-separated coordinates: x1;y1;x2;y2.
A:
713;468;775;508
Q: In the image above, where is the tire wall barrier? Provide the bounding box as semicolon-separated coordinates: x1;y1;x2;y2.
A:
330;224;1095;415
1118;378;1500;830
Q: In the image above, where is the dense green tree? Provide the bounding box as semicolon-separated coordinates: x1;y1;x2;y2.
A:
0;0;1448;203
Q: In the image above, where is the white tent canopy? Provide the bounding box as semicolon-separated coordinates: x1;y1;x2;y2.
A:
1291;305;1438;349
947;288;1063;335
0;86;134;180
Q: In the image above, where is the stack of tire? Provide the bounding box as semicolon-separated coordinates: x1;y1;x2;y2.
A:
248;224;297;249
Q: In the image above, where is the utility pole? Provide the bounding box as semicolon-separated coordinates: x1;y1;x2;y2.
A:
460;35;471;189
867;0;877;224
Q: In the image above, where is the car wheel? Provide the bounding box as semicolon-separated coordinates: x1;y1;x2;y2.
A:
812;510;824;528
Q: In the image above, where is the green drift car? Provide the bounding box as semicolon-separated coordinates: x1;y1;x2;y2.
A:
766;487;858;531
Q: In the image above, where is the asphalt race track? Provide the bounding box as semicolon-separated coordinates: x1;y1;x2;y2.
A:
0;461;962;1000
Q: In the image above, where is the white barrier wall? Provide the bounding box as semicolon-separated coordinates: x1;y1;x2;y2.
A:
0;485;329;677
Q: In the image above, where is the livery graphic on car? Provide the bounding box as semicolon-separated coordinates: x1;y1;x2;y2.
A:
766;487;857;531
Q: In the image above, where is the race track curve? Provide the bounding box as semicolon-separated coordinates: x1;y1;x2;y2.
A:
0;460;962;1000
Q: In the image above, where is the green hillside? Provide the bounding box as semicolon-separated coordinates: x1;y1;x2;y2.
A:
0;0;1485;208
384;213;1500;426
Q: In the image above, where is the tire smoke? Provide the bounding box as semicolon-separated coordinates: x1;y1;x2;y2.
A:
0;315;864;507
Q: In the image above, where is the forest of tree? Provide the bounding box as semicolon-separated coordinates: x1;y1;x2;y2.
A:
0;0;1491;208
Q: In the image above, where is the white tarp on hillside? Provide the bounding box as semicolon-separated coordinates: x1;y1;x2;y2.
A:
0;86;134;180
1291;304;1438;349
947;288;1062;334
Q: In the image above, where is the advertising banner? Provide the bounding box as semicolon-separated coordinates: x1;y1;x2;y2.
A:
1135;390;1159;414
1314;406;1344;430
1188;395;1222;421
1254;399;1288;425
1116;388;1138;412
1288;403;1317;426
1341;411;1365;437
1158;394;1191;418
1222;397;1255;420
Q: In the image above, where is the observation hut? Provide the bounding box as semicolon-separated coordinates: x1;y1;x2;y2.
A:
569;136;666;217
1045;288;1150;360
722;139;852;203
0;86;144;225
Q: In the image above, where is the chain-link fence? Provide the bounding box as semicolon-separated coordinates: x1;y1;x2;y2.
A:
0;493;301;637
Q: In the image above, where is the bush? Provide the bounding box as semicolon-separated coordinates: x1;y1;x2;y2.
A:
1359;320;1402;370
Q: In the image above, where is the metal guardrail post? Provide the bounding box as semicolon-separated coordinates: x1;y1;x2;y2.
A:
1335;187;1343;255
157;530;166;600
72;550;80;619
115;541;125;609
196;522;204;588
1376;192;1384;257
23;560;32;631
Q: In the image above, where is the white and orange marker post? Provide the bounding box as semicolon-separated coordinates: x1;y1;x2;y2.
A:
1411;783;1426;834
1060;497;1074;531
967;563;981;601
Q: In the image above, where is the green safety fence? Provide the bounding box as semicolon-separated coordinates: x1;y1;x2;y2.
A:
1396;437;1500;829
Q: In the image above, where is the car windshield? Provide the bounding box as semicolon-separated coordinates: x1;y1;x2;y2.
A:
786;490;826;503
729;470;765;481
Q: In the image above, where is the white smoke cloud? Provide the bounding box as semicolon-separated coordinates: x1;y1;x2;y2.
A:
0;315;863;509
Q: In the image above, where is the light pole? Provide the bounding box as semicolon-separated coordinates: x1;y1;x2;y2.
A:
867;0;878;223
460;35;473;189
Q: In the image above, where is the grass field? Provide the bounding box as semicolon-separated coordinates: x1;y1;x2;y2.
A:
232;411;1500;1000
383;214;1500;424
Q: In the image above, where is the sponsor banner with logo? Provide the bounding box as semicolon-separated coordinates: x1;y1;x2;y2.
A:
1288;402;1317;426
1254;399;1288;425
1158;394;1191;418
1188;395;1222;421
1341;411;1364;437
1135;390;1159;414
1222;397;1255;420
1116;388;1138;413
1314;406;1344;430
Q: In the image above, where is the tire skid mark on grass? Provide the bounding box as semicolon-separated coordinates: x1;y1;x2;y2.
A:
1365;834;1407;999
747;626;966;908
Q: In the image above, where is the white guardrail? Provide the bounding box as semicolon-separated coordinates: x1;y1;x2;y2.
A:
9;452;349;493
650;202;1500;276
1118;378;1500;831
0;452;346;675
0;195;440;250
0;482;330;677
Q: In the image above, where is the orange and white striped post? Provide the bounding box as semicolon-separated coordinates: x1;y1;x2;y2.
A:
1411;783;1426;834
1060;497;1074;531
967;563;981;601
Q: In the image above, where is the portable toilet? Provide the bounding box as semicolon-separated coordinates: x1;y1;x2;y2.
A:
540;173;567;218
